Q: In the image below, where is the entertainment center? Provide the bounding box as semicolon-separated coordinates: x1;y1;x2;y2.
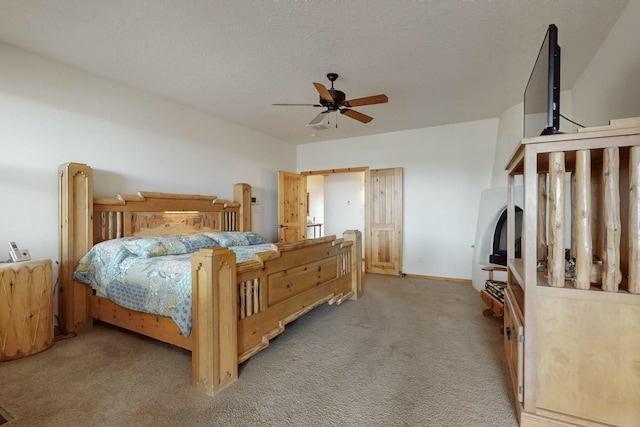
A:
504;124;640;426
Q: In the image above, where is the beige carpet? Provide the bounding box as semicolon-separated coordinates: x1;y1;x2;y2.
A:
0;275;518;427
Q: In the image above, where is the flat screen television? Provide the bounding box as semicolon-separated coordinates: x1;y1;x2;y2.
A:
524;24;561;138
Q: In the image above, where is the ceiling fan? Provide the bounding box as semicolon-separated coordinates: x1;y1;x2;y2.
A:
272;73;388;126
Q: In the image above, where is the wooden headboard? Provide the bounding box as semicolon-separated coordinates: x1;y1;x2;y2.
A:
58;162;252;332
92;191;249;244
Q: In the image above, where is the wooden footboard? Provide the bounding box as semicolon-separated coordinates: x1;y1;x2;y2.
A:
191;231;361;395
58;161;363;396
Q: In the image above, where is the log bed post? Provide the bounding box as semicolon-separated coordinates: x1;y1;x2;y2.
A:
58;162;94;334
191;247;238;395
234;183;251;232
343;230;363;300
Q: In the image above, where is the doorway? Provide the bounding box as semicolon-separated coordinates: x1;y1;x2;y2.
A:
306;172;366;241
291;167;404;276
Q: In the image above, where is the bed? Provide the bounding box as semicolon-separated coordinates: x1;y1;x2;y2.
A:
58;162;362;396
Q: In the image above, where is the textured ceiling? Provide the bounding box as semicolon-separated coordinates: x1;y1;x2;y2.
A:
0;0;630;144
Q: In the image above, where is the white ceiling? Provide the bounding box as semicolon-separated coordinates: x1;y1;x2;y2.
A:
0;0;630;144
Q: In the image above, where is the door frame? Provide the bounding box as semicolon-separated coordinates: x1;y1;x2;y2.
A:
300;166;403;276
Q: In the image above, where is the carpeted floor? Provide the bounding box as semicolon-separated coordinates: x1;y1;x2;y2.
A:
0;274;518;427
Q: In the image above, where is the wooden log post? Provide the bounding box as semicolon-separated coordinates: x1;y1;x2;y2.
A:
592;172;602;263
574;150;592;289
602;147;622;292
191;247;238;396
343;230;363;300
570;172;576;261
629;146;640;294
548;152;566;287
537;174;548;261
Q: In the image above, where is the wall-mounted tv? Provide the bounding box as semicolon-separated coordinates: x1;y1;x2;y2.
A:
524;24;561;138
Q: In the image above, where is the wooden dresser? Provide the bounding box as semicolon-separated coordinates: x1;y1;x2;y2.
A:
504;127;640;426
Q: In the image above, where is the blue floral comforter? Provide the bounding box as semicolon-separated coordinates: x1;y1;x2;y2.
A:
72;232;276;337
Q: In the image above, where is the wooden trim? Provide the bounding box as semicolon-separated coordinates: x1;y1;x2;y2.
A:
403;273;472;284
522;126;640;145
300;166;368;176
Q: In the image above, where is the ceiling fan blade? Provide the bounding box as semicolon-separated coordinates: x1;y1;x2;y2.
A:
272;103;322;106
309;111;329;125
313;82;334;103
345;94;388;107
341;109;373;124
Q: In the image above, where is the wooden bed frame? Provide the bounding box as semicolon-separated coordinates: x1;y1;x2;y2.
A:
58;162;362;396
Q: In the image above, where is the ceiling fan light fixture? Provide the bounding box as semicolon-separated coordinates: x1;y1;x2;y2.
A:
306;122;331;131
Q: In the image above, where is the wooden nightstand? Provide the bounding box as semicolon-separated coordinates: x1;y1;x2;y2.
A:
0;259;54;361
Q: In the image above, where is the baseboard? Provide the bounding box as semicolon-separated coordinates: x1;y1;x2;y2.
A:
403;273;471;284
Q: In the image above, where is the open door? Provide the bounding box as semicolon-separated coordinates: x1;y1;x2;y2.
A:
278;171;307;243
365;168;403;275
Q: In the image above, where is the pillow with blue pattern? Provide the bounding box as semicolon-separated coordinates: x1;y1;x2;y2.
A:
202;231;270;247
121;234;218;258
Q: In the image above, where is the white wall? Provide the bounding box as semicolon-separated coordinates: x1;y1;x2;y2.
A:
0;43;295;283
490;90;575;188
297;119;499;280
306;175;324;229
490;103;523;188
324;172;365;240
572;0;640;127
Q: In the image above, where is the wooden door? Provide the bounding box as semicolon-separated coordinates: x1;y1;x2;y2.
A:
278;171;307;243
365;168;403;275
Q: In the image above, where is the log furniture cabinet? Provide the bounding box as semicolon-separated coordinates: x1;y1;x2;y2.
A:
504;126;640;427
0;259;54;361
